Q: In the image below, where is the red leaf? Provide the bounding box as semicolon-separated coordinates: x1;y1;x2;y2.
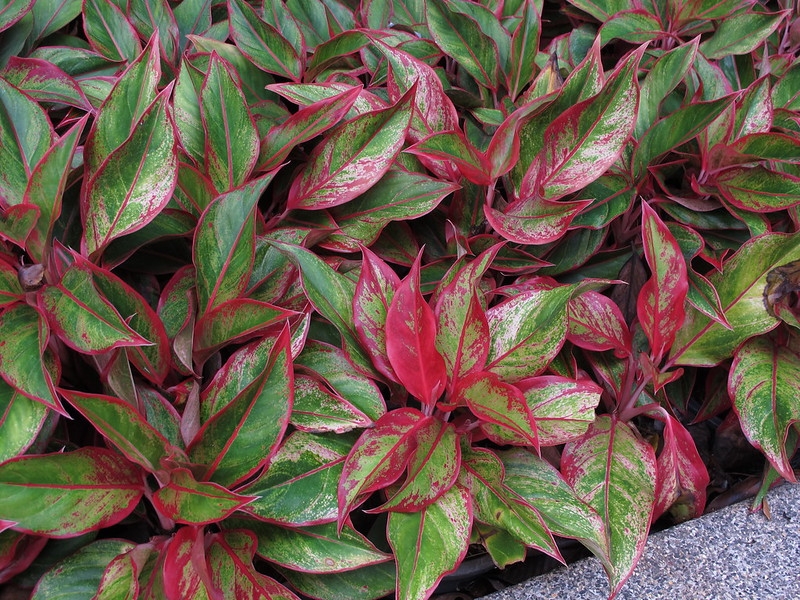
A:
636;203;689;361
485;196;592;245
162;526;218;600
651;413;709;522
385;253;447;408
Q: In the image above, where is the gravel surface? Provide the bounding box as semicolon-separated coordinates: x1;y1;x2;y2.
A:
480;482;800;600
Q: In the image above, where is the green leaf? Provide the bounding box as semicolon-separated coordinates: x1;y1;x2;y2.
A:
37;263;149;354
188;327;293;487
286;87;414;210
714;166;800;212
729;338;800;481
24;116;86;263
152;468;256;524
31;539;135;600
62;390;175;473
279;561;395;600
201;52;260;192
0;379;48;462
83;87;177;256
486;285;574;382
0;75;54;206
562;416;656;596
326;169;457;251
0;447;143;537
672;232;800;366
566;0;635;21
193;176;270;315
128;0;179;65
425;0;499;90
500;447;608;559
633;96;734;180
294;340;385;424
388;484;471;600
0;304;61;412
241;430;352;525
699;10;787;59
635;38;698;137
2;56;91;110
599;10;662;46
83;0;142;62
507;0;540;100
0;0;33;33
236;520;391;573
460;446;561;559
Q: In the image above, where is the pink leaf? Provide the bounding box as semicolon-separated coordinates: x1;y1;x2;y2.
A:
385;253;447;408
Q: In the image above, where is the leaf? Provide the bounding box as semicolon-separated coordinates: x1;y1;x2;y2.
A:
456;371;538;448
568;290;631;354
0;304;61;412
0;380;48;463
562;416;657;596
193;176;270;315
201;52;260;193
337;407;426;526
485;285;574;382
306;30;370;81
61;390;175;473
376;40;458;138
286;86;414;210
128;0;179;65
599;10;662;46
425;0;499;90
82;86;177;256
386;255;447;409
0;0;33;32
672;232;800;366
31;540;136;600
632;96;734;180
152;468;256;524
271;241;371;372
2;56;91;110
193;298;295;362
500;447;608;559
460;446;561;559
485;197;593;245
291;374;372;433
260;86;361;171
378;420;460;512
636;203;688;361
82;0;141;61
713;165;800;212
161;525;214;600
228;0;302;80
326;169;458;251
0;447;143;537
525;46;642;200
507;0;540;100
405;130;490;185
237;520;391;573
353;245;401;382
635;38;698;137
24;116;87;263
241;431;352;525
520;376;602;446
434;279;490;384
207;530;300;600
0;75;54;206
728;337;800;481
188;326;293;487
699;10;787;59
37;263;149;354
651;413;709;522
93;544;149;600
387;484;471;600
279;561;395;600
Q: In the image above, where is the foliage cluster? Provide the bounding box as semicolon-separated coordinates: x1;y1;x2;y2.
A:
1;0;799;598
